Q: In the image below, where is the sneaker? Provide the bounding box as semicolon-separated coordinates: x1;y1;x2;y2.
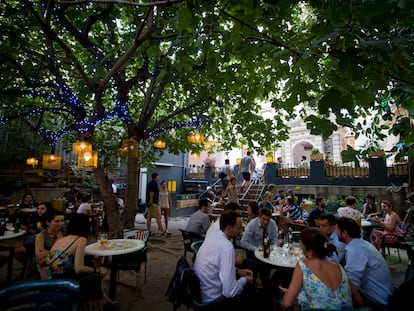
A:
165;231;172;236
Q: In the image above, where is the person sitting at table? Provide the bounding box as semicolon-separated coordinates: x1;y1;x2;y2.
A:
194;211;255;308
274;189;285;206
336;217;394;308
76;193;100;236
369;200;401;250
278;196;303;232
240;208;278;294
362;194;381;218
30;201;54;234
258;195;273;210
265;184;277;205
337;196;362;226
35;210;65;264
279;227;363;310
49;213;116;306
307;197;326;227
185;198;211;237
319;214;346;266
247;201;259;223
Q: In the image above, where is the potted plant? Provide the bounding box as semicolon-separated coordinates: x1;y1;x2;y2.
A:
310;148;324;161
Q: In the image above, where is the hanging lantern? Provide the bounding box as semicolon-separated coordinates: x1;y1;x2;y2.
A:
72;141;92;155
78;150;98;171
26;157;38;166
120;139;139;158
42;154;62;170
190;152;200;159
188;132;205;144
267;153;274;163
154;139;166;149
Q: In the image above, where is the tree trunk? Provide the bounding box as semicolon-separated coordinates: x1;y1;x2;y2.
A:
94;164;123;238
123;151;140;229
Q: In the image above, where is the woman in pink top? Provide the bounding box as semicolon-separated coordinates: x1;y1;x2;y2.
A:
370;200;401;249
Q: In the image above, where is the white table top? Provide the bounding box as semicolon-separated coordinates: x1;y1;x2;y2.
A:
85;239;145;257
0;229;26;240
272;211;281;217
255;244;303;268
361;220;372;227
20;207;37;213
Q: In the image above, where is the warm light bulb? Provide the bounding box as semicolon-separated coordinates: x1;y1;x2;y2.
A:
83;151;92;161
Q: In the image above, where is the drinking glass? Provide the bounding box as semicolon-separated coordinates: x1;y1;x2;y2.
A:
97;232;108;249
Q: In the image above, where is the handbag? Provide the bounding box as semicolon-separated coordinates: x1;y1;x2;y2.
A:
37;236;79;280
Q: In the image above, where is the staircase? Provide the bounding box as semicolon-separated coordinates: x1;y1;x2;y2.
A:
239;183;266;209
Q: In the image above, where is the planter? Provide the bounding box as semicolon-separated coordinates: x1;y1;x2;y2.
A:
368;150;385;158
310;153;324;161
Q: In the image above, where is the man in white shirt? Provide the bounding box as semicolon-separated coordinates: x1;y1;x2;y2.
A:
194;211;254;306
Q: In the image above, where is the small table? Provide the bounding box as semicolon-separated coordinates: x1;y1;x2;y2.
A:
361;219;373;228
85;239;145;299
255;244;302;269
19;207;37;213
0;230;26;285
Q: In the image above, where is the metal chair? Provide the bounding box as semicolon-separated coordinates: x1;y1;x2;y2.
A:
179;229;204;261
0;278;80;311
382;221;411;262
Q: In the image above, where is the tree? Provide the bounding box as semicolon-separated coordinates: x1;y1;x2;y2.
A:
1;0;413;235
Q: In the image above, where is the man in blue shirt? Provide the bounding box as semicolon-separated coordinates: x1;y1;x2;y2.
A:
336;217;394;308
307;197;326;227
258;195;273;210
319;214;346;266
240;208;278;295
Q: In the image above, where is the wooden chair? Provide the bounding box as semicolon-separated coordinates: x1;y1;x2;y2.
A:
0;278;80;311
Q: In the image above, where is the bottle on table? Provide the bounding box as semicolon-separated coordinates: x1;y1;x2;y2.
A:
278;229;284;247
263;228;270;258
14;217;20;233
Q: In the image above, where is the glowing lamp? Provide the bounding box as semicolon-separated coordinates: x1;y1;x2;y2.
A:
72;141;92;155
191;152;200;159
188;132;204;144
26;157;38;166
154;139;166;149
267;154;274;163
42;154;62;170
120;139;139;158
78;151;98;171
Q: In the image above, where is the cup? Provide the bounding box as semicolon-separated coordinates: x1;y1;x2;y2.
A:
97;232;108;249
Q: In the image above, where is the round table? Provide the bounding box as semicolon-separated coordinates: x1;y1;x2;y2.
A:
255;244;302;269
0;229;26;241
0;229;26;285
361;219;373;228
19;207;37;213
85;239;145;299
85;239;145;257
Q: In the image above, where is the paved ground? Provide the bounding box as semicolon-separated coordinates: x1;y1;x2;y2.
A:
0;214;410;310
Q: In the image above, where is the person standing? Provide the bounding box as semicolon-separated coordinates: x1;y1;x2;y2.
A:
279;227;362;310
159;180;172;236
221;177;239;204
239;151;256;192
146;172;164;236
336;217;394;307
220;159;233;192
300;155;310;169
